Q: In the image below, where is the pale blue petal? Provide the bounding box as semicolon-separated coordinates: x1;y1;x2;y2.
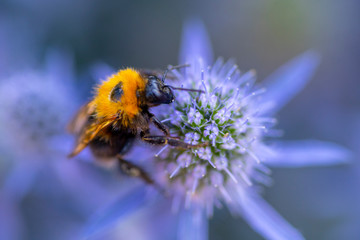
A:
261;51;320;114
177;209;208;240
179;18;213;66
240;190;305;240
264;140;351;168
83;185;150;238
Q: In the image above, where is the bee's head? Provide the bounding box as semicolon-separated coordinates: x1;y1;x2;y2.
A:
145;75;174;106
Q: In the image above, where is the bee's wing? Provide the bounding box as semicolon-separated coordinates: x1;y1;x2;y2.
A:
68;101;98;157
140;69;177;80
67;101;96;135
69;116;115;158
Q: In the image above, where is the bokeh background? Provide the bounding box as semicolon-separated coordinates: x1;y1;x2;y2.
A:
0;0;359;239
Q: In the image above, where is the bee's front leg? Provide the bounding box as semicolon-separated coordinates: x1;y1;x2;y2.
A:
141;135;208;149
148;113;169;136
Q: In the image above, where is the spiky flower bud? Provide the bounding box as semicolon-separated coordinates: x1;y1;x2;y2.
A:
155;59;276;215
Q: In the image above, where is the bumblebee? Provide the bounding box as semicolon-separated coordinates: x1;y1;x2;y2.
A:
68;65;203;184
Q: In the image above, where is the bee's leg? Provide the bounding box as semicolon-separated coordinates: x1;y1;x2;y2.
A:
116;156;154;184
141;135;207;149
148;113;169;136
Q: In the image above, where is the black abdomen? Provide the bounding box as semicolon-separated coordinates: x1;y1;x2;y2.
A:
89;128;136;158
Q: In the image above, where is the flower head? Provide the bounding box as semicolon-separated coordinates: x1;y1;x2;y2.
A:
156;57;275;214
0;50;77;156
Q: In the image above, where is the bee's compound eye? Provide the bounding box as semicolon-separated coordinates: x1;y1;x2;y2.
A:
110;83;123;102
148;75;157;81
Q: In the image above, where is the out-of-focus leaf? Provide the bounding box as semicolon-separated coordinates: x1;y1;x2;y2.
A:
83;185;151;239
239;189;305;240
177;209;208;240
179;18;213;67
264;140;351;168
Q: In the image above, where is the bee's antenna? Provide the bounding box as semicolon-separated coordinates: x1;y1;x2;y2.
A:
161;64;190;82
165;85;204;94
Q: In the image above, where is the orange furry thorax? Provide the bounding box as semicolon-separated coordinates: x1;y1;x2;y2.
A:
92;68;146;127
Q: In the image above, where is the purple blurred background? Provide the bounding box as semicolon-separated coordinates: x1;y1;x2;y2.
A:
0;0;359;239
